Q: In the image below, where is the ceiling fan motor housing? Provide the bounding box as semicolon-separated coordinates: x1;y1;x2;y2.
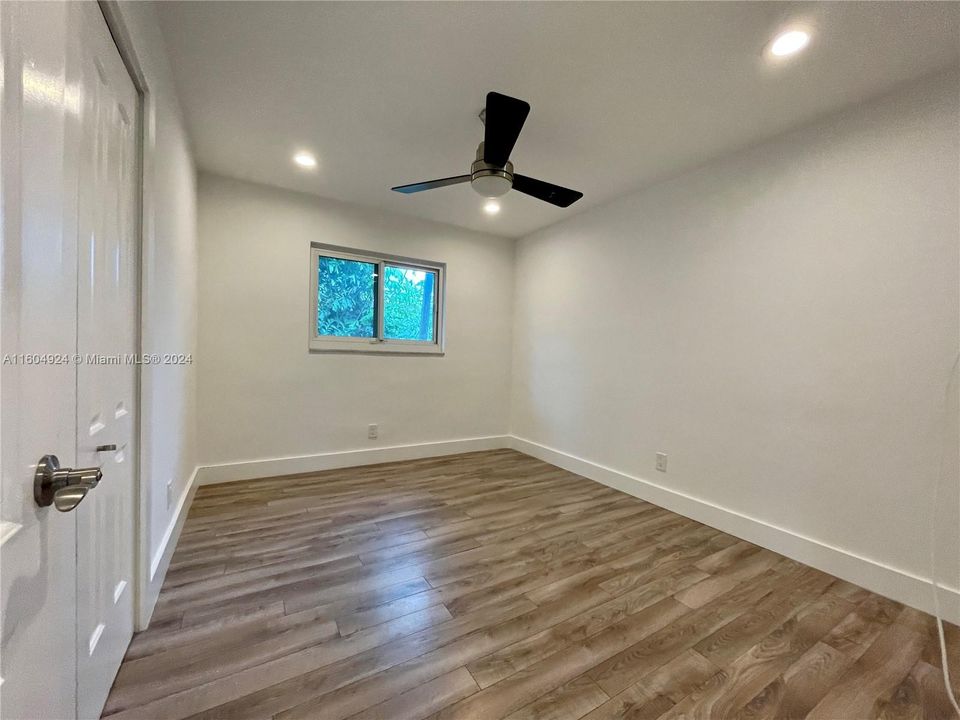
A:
471;142;513;198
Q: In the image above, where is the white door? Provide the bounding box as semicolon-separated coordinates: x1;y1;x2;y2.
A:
1;2;82;718
73;4;138;718
1;3;139;719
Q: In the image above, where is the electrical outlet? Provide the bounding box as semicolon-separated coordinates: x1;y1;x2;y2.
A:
166;479;174;509
368;424;378;440
656;452;668;472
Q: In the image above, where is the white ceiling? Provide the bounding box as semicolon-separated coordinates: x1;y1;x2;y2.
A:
156;1;960;238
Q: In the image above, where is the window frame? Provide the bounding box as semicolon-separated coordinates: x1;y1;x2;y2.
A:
309;243;446;355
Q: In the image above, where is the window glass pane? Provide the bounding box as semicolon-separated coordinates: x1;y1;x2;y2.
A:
383;264;436;342
317;256;377;338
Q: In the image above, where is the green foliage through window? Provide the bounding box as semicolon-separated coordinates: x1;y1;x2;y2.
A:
317;257;376;337
316;253;439;344
384;265;435;342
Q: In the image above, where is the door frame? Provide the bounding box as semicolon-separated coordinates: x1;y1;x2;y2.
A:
95;0;152;631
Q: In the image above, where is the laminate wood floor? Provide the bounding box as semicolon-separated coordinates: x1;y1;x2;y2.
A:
103;449;960;719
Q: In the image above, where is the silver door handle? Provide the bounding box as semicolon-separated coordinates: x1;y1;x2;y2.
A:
34;454;102;512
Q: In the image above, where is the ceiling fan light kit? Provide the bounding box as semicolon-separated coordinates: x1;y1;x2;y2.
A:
470;143;513;198
392;91;583;209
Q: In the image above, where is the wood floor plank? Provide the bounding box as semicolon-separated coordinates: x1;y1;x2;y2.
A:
431;597;690;720
344;667;479;720
335;588;447;637
467;565;708;688
673;548;781;609
657;593;854;719
176;596;538;720
104;604;451;716
274;588;677;720
821;593;903;659
580;649;718;720
587;568;785;696
281;576;434;616
103;449;958;720
503;673;609;720
733;641;855;720
890;660;958;720
806;622;927;719
693;540;760;574
691;565;840;667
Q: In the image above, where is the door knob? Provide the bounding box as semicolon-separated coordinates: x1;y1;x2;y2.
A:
34;454;102;512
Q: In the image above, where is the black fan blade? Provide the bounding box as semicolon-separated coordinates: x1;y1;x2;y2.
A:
512;174;583;208
483;92;530;167
392;175;471;194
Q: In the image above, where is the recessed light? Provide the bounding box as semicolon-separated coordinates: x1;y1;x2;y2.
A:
293;151;317;169
769;29;811;57
483;200;501;215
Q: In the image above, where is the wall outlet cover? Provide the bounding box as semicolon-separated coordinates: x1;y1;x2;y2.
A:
368;424;378;439
656;452;668;472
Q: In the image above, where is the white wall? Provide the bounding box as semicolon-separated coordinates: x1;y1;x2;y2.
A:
196;174;514;472
110;1;198;624
511;71;960;620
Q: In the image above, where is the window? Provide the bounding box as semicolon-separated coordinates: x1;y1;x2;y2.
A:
310;244;445;354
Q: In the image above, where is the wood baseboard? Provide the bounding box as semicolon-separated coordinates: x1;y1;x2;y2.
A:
194;435;513;486
139;467;198;630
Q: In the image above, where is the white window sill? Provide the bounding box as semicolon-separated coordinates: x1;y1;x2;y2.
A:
309;339;444;355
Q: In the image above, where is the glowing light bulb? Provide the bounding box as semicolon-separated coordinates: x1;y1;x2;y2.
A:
769;29;810;57
483;200;501;215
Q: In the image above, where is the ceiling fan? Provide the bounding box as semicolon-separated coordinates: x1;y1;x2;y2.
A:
391;92;583;208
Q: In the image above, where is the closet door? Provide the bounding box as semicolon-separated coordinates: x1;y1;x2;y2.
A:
0;3;140;718
0;3;81;718
74;3;139;718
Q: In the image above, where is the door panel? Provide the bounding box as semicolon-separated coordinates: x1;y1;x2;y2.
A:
1;3;140;718
74;4;138;718
0;2;81;718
